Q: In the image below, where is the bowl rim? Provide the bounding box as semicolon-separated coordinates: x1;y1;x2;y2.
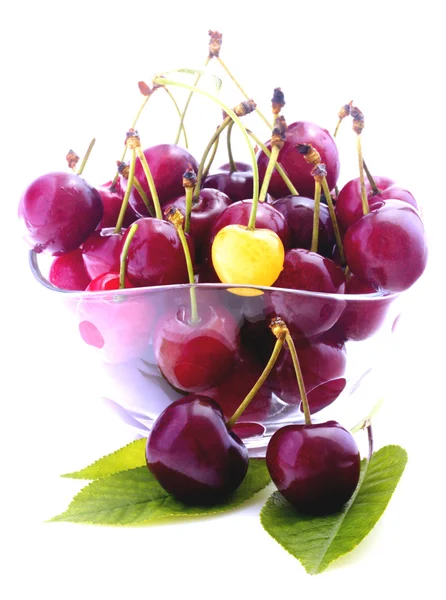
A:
29;250;400;303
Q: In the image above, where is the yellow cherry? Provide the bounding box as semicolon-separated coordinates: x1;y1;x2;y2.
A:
211;224;285;296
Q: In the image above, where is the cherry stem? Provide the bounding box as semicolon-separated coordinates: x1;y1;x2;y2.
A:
247;129;299;196
226;121;237;172
162;87;189;147
174;57;211;145
152;76;259;205
114;149;136;233
119;222;138;289
216;56;272;131
166;208;199;324
76;138;96;176
194;120;230;198
184;185;193;234
134;146;162;219
225;335;285;430
202;136;219;181
284;331;311;426
366;421;374;460
320;176;345;264
117;161;154;217
311;180;321;252
357;135;370;215
258;145;280;207
362;159;379;195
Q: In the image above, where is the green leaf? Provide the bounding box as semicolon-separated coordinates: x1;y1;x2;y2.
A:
260;445;408;575
62;438;147;480
49;459;271;526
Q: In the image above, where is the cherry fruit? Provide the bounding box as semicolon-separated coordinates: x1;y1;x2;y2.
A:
49;248;91;291
145;395;249;505
82;228;124;280
203;161;254;203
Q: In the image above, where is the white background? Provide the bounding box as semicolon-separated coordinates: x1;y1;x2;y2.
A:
1;1;445;598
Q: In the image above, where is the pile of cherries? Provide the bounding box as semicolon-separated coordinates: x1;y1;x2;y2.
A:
18;33;427;514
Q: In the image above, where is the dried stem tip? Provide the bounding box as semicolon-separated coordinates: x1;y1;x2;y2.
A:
271;87;286;115
296;143;321;166
116;160;130;179
338;100;353;120
350;105;365;135
125;128;141;149
271;115;287;149
182;164;197;188
311;163;327;183
222;99;257;120
165;206;184;228
66;149;79;170
208;30;223;58
269;316;290;339
138;81;153;96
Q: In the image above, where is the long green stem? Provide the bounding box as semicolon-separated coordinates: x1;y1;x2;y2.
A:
163;87;189;147
114;149;136;233
132;177;155;217
257;145;280;206
119;223;139;289
357;135;370;215
76;138;96;176
311;180;321;253
174;57;210;145
362;159;379;195
135;146;162;219
320;176;345;264
202;136;219;181
285;332;311;426
194;119;230;197
247;129;299;196
226;335;285;429
153;76;259;205
226;120;237;172
184;186;193;234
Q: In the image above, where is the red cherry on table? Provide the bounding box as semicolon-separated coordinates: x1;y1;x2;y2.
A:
18;171;103;254
257;121;340;199
77;273;155;363
266;421;360;514
272;195;335;257
163;188;231;264
96;180;137;229
335;175;419;232
146;395;249;505
153;301;240;393
82;228;124;280
120;144;199;217
203;161;254;203
343;199;428;292
122;217;193;287
49;248;91;291
267;248;346;339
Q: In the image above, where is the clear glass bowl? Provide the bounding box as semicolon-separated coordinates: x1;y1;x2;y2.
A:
29;251;402;456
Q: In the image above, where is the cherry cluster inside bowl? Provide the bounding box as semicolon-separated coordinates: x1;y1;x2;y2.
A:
18;32;427;513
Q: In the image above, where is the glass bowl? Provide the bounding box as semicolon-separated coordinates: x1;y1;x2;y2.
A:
29;250;402;456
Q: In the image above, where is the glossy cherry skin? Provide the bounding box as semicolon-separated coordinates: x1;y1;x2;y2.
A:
163;188;231;264
203;161;254;203
49;248;91;291
266;421;360;514
272;195;335;257
257;121;340;199
122;217;192;287
343;199;428;292
153;302;240;393
82;228;124;280
97;180;137;229
78;277;155;363
210;199;291;250
18;171;103;254
146;395;249;505
336;175;419;232
121;144;199;217
267;249;346;339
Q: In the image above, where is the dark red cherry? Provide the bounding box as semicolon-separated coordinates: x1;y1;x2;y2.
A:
209;199;291;249
266;421;360;514
82;228;124;280
343;199;428;292
336;175;419;232
257;121;340;199
49;248;91;291
163;188;231;264
121;144;199;217
97;180;137;229
18;171;103;254
267;249;346;338
272;195;335;256
145;395;249;505
122;217;193;287
153;301;240;393
203;161;254;203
